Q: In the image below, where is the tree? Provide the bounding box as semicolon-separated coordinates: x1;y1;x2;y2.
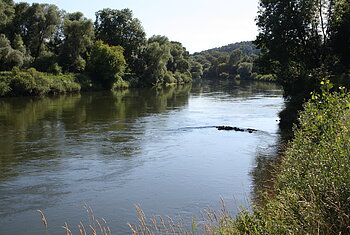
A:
87;40;126;89
0;0;15;29
60;12;94;72
237;62;253;79
140;36;171;85
0;34;24;70
255;0;340;97
94;8;146;73
167;41;190;73
189;58;203;79
22;4;61;62
330;0;350;73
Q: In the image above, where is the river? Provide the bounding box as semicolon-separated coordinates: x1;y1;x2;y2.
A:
0;80;284;234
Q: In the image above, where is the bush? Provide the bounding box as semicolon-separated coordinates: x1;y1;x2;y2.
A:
237;62;253;79
10;69;36;95
0;68;81;96
48;74;81;93
0;80;11;96
112;79;129;90
164;71;176;84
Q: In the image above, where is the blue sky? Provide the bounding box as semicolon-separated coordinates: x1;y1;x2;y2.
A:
16;0;260;53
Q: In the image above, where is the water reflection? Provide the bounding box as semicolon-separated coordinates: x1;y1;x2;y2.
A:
0;81;284;234
0;85;192;216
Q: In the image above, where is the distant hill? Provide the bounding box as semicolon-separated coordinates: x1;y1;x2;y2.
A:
193;41;260;57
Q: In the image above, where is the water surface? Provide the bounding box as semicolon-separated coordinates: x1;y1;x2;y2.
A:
0;81;284;234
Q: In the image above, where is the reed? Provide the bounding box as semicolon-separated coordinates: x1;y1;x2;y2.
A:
127;198;236;234
36;205;112;235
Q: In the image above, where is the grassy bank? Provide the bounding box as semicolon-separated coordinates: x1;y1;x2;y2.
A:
218;89;350;234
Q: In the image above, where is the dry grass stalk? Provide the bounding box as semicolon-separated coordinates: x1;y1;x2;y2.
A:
79;221;87;235
37;210;48;229
128;223;137;234
157;215;168;232
62;222;72;235
89;225;97;235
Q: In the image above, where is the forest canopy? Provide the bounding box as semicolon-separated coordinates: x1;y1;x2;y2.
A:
191;41;275;82
0;0;199;94
255;0;350;99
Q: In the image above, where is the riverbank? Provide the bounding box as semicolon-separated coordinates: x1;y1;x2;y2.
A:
218;89;350;234
0;68;193;98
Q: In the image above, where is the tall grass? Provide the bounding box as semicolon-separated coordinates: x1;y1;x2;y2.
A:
128;198;239;235
37;204;112;235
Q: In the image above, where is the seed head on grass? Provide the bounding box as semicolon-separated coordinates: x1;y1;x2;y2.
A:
37;209;50;235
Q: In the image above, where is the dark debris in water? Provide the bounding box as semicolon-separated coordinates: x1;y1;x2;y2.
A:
215;126;258;133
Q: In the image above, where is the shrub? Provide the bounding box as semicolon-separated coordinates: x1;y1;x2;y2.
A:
9;69;36;95
112;79;129;90
0;81;10;96
0;68;81;96
164;71;176;84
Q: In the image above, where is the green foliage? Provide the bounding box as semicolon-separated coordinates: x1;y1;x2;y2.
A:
0;71;11;96
74;73;93;90
141;38;171;85
33;51;61;74
192;42;260;80
0;0;15;28
94;8;146;73
330;1;350;72
87;40;126;89
139;36;193;85
189;58;203;79
0;1;194;91
0;1;196;92
0;34;24;70
0;68;80;96
227;89;350;234
256;0;350;98
60;12;94;72
112;79;129;90
15;3;61;61
194;41;260;57
10;67;49;95
237;62;253;79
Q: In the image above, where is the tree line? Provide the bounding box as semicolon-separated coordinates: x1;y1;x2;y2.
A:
255;0;350;99
0;0;203;94
191;41;276;82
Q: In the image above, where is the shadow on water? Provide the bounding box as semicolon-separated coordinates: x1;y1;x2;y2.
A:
0;84;192;217
250;90;305;205
0;84;192;174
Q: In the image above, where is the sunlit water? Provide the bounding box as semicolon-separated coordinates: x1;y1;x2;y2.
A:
0;80;284;234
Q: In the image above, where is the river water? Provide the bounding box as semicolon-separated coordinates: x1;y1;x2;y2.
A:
0;80;284;234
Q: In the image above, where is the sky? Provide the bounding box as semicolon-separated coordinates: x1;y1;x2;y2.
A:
16;0;260;53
